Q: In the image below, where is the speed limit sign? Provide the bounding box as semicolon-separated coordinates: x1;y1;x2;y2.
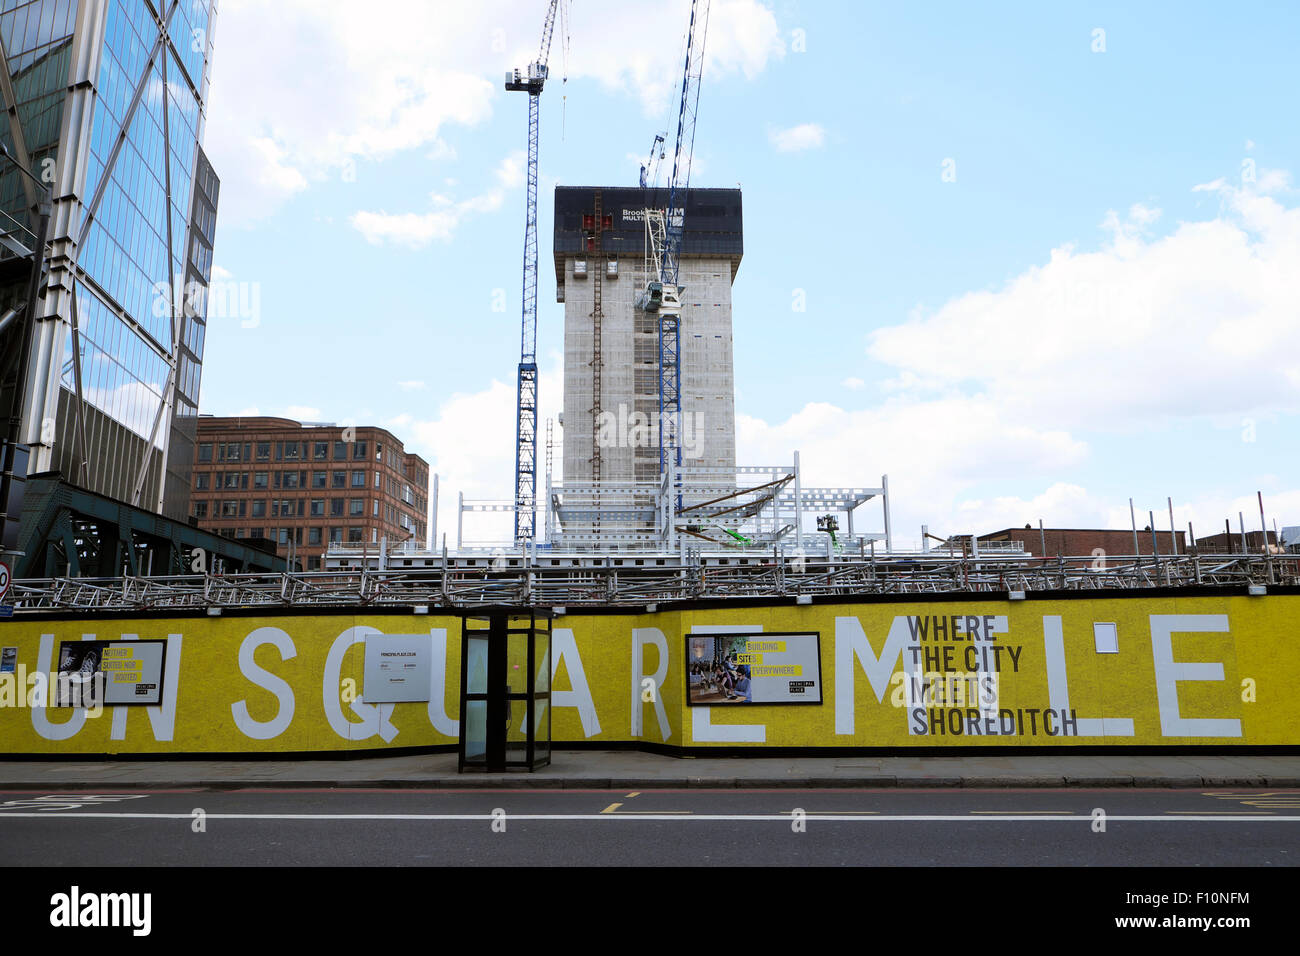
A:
0;561;9;602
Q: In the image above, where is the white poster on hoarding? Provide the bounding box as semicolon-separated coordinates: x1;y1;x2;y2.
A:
363;634;434;703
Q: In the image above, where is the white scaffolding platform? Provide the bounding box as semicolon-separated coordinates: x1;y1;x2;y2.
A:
453;454;892;558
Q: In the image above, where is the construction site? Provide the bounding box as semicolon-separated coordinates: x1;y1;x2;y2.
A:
3;0;1296;615
0;1;1296;790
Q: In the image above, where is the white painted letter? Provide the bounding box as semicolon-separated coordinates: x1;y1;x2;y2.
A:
232;627;297;740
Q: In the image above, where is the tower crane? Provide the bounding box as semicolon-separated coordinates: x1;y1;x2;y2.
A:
637;0;711;504
506;0;563;544
639;133;665;189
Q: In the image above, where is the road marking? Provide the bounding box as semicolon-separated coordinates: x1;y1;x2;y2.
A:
0;812;1297;823
626;792;640;798
601;803;622;814
971;810;1074;815
1166;811;1274;815
0;795;148;812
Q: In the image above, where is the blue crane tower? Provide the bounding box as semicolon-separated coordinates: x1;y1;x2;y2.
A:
638;0;712;506
506;0;563;543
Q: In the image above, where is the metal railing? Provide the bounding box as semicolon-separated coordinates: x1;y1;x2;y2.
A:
7;551;1295;613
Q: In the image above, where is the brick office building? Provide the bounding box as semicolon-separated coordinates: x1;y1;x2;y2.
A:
193;417;430;570
978;527;1186;559
1194;530;1280;554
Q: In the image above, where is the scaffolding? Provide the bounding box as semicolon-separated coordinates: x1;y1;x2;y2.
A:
454;455;892;558
8;551;1294;613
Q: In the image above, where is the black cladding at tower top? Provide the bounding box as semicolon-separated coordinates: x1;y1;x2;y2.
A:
553;186;743;286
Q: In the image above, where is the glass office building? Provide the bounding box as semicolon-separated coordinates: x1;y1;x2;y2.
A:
0;0;218;523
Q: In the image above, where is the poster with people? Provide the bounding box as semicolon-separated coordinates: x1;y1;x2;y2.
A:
686;633;822;706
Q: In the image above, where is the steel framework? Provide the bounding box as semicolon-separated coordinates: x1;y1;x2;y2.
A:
9;553;1294;613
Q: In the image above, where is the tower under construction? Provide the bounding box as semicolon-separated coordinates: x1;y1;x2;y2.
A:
553;186;743;489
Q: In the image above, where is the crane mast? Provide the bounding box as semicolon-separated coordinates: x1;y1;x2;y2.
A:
637;0;711;499
507;0;561;543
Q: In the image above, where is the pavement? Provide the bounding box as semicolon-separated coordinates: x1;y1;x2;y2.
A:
1;750;1298;790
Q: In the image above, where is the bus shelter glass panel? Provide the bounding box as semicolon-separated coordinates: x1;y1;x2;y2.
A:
458;610;552;772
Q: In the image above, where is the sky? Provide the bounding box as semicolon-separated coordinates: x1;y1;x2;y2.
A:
197;0;1300;549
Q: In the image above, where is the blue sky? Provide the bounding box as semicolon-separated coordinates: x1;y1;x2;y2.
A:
199;0;1300;547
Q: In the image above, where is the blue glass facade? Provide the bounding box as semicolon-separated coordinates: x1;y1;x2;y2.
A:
0;0;217;521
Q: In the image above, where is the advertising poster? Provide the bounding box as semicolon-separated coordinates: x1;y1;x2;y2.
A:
54;640;167;707
363;634;434;703
687;632;822;705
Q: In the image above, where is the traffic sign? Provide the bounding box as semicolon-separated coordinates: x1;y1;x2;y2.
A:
0;561;9;602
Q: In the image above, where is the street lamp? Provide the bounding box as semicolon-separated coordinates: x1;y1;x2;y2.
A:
0;142;53;563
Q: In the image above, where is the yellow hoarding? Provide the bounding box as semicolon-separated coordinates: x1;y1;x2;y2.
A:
0;594;1294;754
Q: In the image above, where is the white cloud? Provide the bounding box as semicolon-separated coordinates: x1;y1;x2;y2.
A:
867;179;1300;432
351;210;458;248
284;405;323;421
205;0;783;225
954;484;1108;535
427;139;457;162
842;377;866;390
769;122;825;153
350;151;524;247
384;355;564;546
736;397;1089;547
733;174;1300;546
397;380;426;392
1256;168;1293;194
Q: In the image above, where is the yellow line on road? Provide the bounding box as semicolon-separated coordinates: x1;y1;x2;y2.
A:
626;792;640;798
601;803;622;814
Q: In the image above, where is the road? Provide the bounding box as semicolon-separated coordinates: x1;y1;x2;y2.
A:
0;787;1296;866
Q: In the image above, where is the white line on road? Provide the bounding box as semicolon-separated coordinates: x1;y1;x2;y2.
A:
0;812;1298;823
